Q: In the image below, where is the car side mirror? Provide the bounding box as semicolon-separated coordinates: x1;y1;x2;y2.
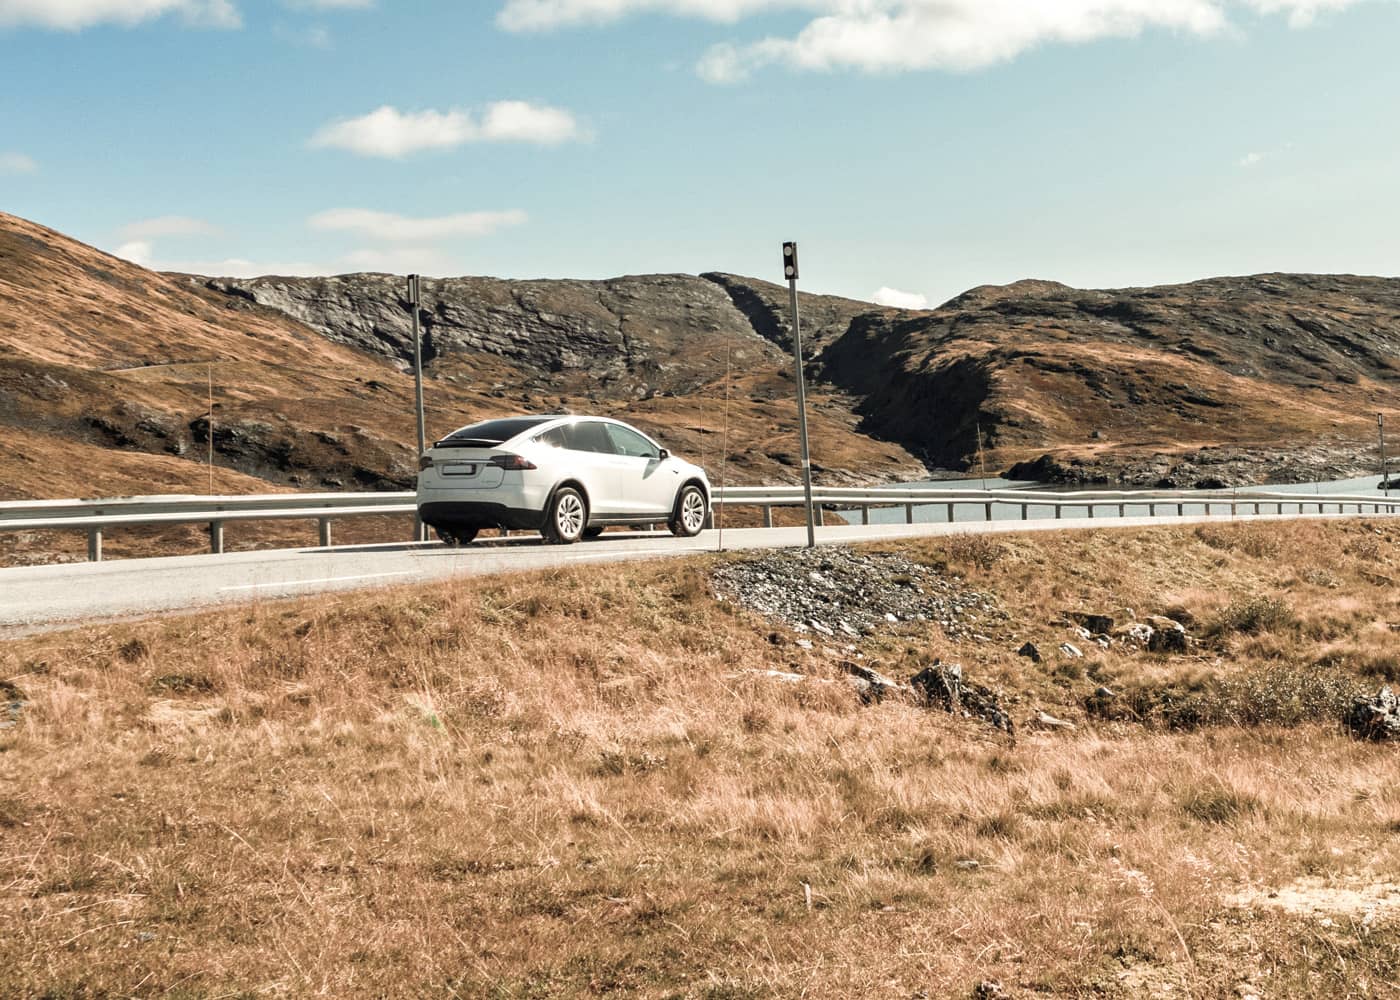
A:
657;448;670;461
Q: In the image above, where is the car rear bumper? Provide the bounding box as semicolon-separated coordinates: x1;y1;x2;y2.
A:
418;500;544;532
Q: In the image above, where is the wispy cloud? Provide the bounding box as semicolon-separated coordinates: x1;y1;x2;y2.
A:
308;208;528;241
497;0;1381;81
1238;151;1265;168
0;0;241;30
0;151;37;173
285;0;372;8
308;102;584;158
110;239;334;277
872;286;929;310
119;215;220;239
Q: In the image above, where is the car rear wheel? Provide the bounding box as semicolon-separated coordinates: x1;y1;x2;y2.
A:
543;487;587;544
436;526;479;547
669;485;707;537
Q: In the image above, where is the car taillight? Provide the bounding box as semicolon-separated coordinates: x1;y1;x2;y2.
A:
490;454;537;471
418;454;434;471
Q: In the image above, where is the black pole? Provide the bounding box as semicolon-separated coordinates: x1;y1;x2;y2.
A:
783;242;816;548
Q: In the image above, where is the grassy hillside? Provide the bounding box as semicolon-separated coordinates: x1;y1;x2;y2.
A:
3;519;1399;996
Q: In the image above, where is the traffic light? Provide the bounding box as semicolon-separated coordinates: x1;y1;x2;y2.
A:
782;241;799;281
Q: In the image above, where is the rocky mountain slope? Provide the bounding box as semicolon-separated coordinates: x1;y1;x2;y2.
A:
0;212;921;512
211;266;1400;488
5;205;1400;547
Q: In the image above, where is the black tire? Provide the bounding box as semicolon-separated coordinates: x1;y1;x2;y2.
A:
543;487;587;544
668;484;707;537
582;526;606;540
436;526;479;547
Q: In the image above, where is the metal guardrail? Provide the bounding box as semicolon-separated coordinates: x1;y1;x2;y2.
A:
0;486;1395;562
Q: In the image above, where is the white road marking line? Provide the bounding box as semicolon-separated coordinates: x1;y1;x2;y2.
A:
219;571;418;593
564;548;688;560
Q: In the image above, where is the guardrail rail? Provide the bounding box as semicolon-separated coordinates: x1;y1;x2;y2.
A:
0;485;1395;561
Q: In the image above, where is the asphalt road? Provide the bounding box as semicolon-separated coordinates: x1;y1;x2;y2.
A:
0;511;1364;632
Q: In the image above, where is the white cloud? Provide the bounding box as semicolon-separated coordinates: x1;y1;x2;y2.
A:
340;247;458;275
119;215;220;239
497;0;801;31
309;208;528;241
0;151;37;173
308;102;583;158
872;286;929;309
497;0;1381;80
114;240;154;266
0;0;240;30
1238;151;1265;167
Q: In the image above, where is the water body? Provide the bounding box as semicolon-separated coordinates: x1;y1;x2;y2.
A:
837;474;1397;526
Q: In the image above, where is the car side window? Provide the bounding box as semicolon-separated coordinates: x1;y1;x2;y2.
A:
606;424;659;459
534;426;567;449
565;420;616;454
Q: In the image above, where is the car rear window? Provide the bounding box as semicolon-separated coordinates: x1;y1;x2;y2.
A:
437;417;553;448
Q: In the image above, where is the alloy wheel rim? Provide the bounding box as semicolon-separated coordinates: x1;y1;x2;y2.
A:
557;494;584;537
682;491;705;531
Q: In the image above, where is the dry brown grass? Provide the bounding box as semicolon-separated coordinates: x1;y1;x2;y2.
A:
3;521;1400;997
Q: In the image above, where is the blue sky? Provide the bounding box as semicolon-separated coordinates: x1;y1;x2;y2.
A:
2;0;1399;306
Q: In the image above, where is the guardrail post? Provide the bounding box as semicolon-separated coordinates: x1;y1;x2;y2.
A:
318;517;332;547
1054;505;1062;520
1118;503;1125;517
210;520;224;554
1177;503;1184;516
762;506;773;528
1087;504;1095;519
860;506;870;526
984;501;993;522
946;502;954;524
87;526;102;562
1020;503;1027;520
1149;503;1156;517
816;506;825;527
904;503;914;525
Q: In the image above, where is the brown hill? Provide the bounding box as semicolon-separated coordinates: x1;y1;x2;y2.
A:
5;205;1400;558
0;211;923;561
809;273;1400;485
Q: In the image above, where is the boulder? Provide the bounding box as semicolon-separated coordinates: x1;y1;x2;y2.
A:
839;660;905;703
1032;710;1076;731
911;662;1015;735
1071;612;1114;635
1345;687;1400;742
1145;616;1188;653
1059;642;1084;659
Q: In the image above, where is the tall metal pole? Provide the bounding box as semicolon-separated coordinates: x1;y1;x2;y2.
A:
1381;413;1389;498
409;274;428;542
783;242;816;548
409;274;427;457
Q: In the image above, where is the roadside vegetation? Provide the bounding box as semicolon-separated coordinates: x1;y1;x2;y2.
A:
2;519;1399;997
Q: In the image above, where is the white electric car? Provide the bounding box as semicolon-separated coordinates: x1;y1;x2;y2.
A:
416;415;711;545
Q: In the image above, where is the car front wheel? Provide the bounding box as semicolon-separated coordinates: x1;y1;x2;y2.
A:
669;485;707;537
544;487;588;544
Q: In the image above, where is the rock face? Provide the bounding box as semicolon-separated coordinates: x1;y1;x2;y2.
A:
202;267;1400;484
809;273;1400;479
204;272;790;401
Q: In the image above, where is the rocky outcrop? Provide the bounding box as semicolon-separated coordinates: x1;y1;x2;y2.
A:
202;272;797;401
1345;687;1400;741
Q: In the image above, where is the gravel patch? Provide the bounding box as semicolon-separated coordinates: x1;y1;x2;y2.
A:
711;545;1005;642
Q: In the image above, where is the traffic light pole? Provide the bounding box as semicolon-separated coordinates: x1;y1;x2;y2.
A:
783;242;817;549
